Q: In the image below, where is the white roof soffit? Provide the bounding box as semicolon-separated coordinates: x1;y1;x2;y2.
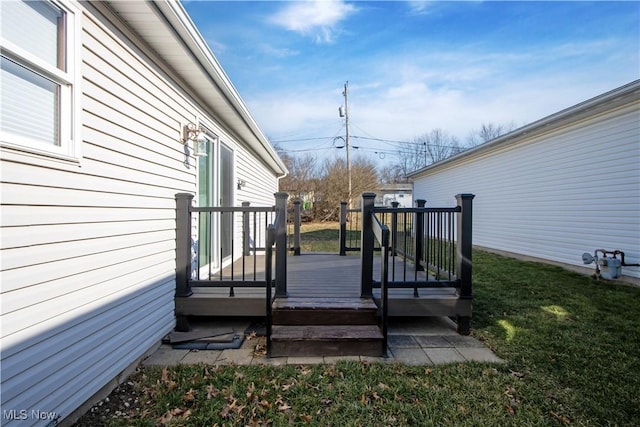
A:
407;79;640;179
106;0;287;177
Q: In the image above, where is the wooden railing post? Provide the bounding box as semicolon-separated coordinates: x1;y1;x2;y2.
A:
379;224;390;357
455;193;475;335
293;200;301;255
360;193;376;298
275;192;289;297
265;224;275;356
339;201;348;256
242;201;251;256
414;199;426;272
175;193;194;298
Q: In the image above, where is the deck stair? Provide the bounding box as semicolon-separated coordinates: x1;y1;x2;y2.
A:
270;297;385;357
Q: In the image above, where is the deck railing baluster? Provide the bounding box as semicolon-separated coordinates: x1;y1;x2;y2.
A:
362;192;474;336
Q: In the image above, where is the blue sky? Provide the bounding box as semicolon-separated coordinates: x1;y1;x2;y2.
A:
182;1;639;163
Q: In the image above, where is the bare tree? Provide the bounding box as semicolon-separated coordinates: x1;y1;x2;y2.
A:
421;128;463;164
278;152;318;200
379;128;463;183
314;156;378;220
467;122;517;147
379;163;407;184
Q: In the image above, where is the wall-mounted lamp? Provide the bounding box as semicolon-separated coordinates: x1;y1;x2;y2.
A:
183;123;208;157
237;179;247;190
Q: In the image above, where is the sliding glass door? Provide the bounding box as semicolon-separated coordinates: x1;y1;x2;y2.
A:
220;143;233;263
198;139;215;273
197;134;235;276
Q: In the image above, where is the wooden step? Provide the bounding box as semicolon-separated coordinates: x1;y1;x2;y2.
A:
270;325;384;357
272;297;378;325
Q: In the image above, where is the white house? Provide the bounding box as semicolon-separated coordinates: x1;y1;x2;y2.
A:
0;1;286;425
408;81;640;280
376;183;413;208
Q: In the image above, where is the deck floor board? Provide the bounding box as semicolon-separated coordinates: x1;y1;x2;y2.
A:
178;253;467;317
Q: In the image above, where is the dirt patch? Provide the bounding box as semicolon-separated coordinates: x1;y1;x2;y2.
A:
73;374;144;426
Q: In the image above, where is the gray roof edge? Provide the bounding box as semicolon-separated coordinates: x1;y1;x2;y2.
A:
407;80;640;179
115;0;288;177
160;1;288;177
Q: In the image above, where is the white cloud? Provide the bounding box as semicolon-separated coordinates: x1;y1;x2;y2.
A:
246;35;636;162
406;1;432;15
258;43;299;58
269;0;357;43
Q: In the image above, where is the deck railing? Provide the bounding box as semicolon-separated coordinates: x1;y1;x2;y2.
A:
371;211;390;354
287;200;301;255
175;192;289;299
360;192;475;335
265;217;277;355
339;202;362;255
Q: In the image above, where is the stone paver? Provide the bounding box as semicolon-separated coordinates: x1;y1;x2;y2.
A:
389;348;432;365
387;335;419;348
252;356;288;366
389;317;458;336
180;349;222;365
360;355;389;364
414;335;453;348
142;346;188;366
216;347;254;365
143;317;504;367
424;348;465;365
287;356;325;365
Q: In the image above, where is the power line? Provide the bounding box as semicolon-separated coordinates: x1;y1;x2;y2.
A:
282;146;335;153
270;136;335;143
352;135;463;150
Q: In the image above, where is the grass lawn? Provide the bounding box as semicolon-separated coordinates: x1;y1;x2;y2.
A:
76;233;640;426
296;221;344;253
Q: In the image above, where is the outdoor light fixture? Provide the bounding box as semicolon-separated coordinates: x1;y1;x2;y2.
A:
237;179;247;190
183;123;208;157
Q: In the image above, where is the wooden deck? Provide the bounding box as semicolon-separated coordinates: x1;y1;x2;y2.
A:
175;253;470;318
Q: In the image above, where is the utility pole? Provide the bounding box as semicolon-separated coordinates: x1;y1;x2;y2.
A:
341;81;352;208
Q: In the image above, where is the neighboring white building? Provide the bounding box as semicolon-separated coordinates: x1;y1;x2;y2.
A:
408;81;640;280
376;183;413;208
0;1;286;425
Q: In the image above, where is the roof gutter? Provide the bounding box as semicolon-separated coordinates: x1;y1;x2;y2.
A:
408;80;640;179
152;1;287;177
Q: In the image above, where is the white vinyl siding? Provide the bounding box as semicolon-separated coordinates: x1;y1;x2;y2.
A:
0;5;192;425
412;101;640;279
0;2;282;425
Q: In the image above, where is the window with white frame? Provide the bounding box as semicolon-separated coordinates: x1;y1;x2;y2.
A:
1;0;80;159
